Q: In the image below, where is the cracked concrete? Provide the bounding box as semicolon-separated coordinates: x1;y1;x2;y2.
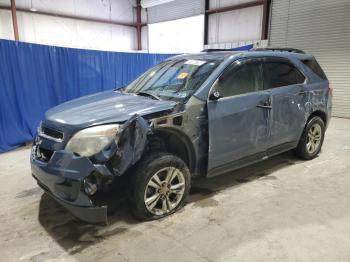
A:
0;117;350;262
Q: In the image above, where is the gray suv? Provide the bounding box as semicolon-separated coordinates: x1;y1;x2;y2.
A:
31;48;332;223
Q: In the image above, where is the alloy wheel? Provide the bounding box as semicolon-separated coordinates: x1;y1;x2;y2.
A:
306;123;322;154
144;167;186;216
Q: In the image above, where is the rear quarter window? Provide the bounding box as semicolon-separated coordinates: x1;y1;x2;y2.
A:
302;59;328;80
263;61;306;89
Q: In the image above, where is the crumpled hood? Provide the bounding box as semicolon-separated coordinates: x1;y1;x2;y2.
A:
45;90;177;127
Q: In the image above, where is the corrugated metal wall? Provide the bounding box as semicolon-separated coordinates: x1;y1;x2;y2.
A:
0;0;139;51
147;0;204;24
148;15;204;53
269;0;350;118
207;0;264;44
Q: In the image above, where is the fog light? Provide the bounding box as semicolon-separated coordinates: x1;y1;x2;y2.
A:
84;178;97;195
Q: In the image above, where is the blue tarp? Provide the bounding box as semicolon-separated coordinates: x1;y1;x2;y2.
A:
0;39;174;152
230;44;254;51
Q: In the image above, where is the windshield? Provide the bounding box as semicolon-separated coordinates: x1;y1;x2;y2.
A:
125;58;221;102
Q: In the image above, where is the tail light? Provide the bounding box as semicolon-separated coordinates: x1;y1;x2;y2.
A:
328;85;333;97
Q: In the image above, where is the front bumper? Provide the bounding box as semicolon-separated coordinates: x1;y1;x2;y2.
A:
31;147;111;224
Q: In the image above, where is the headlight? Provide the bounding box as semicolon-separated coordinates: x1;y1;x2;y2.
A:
65;124;119;157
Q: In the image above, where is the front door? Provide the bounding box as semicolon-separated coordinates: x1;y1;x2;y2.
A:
207;59;271;177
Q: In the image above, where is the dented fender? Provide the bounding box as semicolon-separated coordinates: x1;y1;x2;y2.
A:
94;114;152;176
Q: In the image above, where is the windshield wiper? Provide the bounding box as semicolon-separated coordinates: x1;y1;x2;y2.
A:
135;91;160;100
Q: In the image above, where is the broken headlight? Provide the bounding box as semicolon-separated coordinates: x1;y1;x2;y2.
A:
65;124;119;157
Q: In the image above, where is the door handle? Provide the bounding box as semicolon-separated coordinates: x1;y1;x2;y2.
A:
257;96;272;109
257;104;272;109
298;91;307;95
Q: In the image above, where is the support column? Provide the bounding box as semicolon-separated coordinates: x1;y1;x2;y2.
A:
261;0;270;40
136;0;142;50
10;0;19;41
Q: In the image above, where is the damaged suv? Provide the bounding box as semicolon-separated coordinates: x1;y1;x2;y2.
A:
31;48;332;223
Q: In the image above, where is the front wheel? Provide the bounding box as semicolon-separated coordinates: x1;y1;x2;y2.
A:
130;152;191;221
296;116;325;160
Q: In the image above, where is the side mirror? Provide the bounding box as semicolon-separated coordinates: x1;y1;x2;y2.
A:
209;89;222;100
209;79;222;100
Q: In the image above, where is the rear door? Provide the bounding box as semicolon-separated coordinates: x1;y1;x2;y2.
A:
262;58;307;153
207;58;271;176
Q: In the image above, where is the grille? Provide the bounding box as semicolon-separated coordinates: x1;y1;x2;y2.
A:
40;126;64;141
34;146;54;162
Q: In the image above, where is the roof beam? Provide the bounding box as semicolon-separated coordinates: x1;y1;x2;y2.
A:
0;5;147;28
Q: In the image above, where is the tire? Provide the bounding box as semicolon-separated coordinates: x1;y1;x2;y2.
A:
296;116;325;160
130;152;191;221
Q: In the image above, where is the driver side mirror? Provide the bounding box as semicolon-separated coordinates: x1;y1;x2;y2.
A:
209;81;222;100
209;90;222;100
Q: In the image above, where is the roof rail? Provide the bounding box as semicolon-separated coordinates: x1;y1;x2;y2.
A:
252;47;305;54
201;48;232;52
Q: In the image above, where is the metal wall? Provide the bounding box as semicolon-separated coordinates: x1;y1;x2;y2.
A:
0;0;142;51
147;0;204;24
269;0;350;118
148;15;204;53
207;0;264;44
146;0;265;52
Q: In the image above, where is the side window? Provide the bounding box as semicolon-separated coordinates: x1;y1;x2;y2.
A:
264;61;305;89
217;61;262;97
302;59;327;80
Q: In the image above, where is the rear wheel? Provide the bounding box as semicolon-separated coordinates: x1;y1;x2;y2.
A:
130;152;191;221
296;116;325;160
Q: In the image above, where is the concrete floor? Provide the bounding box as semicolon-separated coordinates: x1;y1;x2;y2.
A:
1;117;350;262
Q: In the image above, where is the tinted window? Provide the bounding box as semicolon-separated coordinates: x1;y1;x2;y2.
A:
217;61;262;97
302;59;327;80
264;61;305;89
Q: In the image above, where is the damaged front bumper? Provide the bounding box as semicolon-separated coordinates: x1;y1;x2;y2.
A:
31;149;110;223
31;115;151;224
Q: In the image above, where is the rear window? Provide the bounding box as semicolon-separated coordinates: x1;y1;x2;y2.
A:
302;59;327;80
264;62;306;89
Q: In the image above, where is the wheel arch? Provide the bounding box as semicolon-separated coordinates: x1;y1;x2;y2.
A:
297;109;327;145
147;127;196;173
307;110;327;126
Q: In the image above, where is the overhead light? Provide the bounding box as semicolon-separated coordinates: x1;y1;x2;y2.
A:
141;0;175;8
